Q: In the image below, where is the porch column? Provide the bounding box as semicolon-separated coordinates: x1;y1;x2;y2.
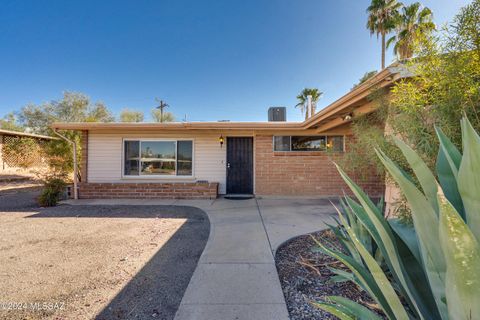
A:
80;130;88;183
0;134;4;171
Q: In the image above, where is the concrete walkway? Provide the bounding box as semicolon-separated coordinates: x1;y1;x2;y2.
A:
63;197;336;320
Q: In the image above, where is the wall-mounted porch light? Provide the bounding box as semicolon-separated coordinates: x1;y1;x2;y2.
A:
343;113;353;121
219;135;224;148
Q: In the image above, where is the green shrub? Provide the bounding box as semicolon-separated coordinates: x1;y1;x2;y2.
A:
341;0;480;222
312;117;480;319
38;178;66;207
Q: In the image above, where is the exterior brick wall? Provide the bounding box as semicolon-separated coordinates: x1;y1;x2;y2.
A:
254;135;384;197
79;182;219;199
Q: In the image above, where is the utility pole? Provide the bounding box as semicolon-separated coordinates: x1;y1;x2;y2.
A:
155;98;169;123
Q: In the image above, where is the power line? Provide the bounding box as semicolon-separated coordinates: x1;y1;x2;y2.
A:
155;98;169;122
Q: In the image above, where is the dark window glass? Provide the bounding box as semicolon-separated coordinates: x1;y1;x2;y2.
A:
291;136;326;151
327;136;344;152
124;141;140;175
140;141;176;175
273;136;291;151
177;141;193;176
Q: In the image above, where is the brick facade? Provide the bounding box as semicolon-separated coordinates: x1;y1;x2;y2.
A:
78;182;218;199
254;135;384;197
78;133;382;199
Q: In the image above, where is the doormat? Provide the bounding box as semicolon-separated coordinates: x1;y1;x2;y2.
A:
224;195;254;200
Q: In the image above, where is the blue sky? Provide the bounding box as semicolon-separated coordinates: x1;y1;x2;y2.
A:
0;0;471;122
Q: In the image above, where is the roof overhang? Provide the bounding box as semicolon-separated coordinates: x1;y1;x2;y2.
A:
51;121;305;131
0;129;58;140
51;63;409;134
303;64;407;131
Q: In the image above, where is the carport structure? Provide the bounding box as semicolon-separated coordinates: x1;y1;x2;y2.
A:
0;129;57;177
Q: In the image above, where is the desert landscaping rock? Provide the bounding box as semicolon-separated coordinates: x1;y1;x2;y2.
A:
276;229;384;320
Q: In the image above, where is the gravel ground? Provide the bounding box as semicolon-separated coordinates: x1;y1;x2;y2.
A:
275;229;383;320
0;191;209;320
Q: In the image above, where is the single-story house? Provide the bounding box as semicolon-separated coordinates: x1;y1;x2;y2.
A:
52;65;408;200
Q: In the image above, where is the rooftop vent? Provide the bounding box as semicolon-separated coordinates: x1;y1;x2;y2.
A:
268;107;286;122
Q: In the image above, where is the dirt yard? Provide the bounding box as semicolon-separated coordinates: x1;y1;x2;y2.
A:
0;175;42;193
0;194;209;320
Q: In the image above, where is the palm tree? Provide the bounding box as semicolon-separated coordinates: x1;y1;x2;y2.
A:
387;2;435;60
367;0;403;69
295;88;323;120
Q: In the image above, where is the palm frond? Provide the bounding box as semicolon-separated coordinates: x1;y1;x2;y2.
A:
387;1;434;59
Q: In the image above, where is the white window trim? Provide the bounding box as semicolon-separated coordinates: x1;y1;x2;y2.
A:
272;135;346;152
122;138;195;179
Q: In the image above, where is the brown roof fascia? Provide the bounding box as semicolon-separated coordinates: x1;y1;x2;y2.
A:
303;67;396;129
0;129;59;140
51;121;306;131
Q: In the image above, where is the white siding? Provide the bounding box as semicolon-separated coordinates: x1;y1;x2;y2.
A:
88;131;227;194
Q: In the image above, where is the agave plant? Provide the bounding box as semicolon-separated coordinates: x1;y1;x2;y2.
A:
324;198;384;285
312;117;480;320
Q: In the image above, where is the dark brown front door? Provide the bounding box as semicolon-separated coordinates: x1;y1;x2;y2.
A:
226;137;253;194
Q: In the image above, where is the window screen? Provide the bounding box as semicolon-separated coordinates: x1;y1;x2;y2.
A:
273;136;291;151
327;136;344;152
124;141;140;175
177;141;193;176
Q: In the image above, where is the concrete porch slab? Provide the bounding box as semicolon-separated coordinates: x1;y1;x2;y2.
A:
257;198;337;251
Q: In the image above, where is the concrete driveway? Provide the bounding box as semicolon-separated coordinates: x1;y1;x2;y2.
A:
65;197;336;320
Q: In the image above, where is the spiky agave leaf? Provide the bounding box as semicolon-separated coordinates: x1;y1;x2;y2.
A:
336;163;439;320
337;207;410;320
438;193;480;319
311;236;393;317
435;126;464;218
312;296;383;320
376;148;447;318
457;117;480;241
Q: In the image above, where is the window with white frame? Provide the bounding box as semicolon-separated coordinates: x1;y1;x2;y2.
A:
123;140;193;176
273;135;344;152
